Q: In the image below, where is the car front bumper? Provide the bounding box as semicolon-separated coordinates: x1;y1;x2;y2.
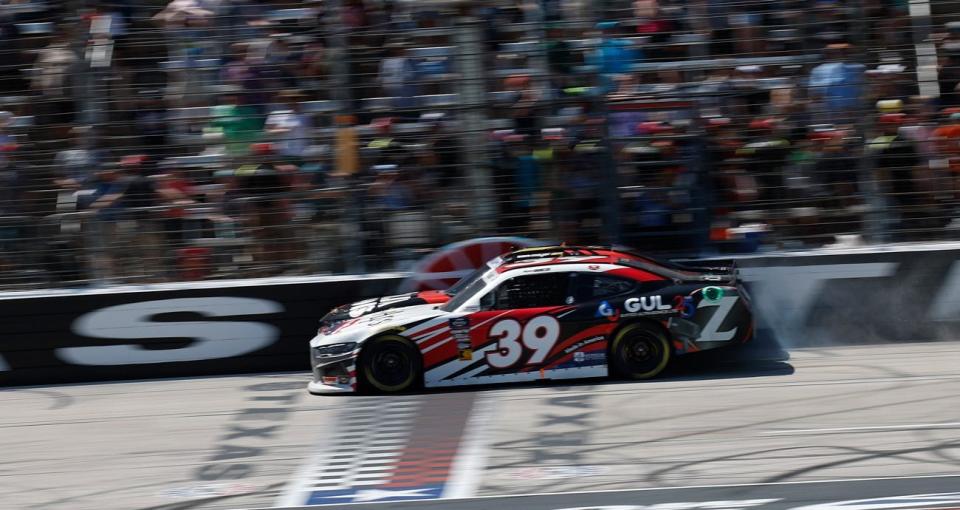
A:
307;379;356;395
309;350;359;395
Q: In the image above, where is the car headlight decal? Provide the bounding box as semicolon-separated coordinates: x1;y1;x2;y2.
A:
313;342;358;359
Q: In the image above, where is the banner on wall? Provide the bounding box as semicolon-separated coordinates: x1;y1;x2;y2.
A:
0;275;404;386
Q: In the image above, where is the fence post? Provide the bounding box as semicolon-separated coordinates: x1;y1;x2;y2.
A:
850;0;888;243
454;15;494;233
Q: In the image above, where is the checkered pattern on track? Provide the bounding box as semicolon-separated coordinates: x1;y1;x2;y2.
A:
306;398;421;491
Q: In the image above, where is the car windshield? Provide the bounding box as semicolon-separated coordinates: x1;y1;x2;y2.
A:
444;256;503;297
445;267;485;296
441;273;491;312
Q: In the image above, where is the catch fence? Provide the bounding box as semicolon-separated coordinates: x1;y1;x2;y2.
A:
0;0;959;287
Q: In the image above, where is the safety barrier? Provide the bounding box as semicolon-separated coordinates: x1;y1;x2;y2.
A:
725;244;960;348
2;243;959;386
0;273;404;386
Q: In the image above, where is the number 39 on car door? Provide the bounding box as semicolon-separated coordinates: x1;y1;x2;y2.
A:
455;272;589;384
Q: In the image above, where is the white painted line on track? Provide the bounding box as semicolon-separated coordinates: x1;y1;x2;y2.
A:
442;393;496;499
444;474;960;502
261;474;960;509
275;426;336;508
763;423;960;435
495;372;960;403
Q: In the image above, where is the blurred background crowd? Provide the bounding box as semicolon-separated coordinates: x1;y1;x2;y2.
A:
1;0;960;288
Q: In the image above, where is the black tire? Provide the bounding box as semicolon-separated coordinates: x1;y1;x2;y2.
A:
609;322;672;380
359;335;421;393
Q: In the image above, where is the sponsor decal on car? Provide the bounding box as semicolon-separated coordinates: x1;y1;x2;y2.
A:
564;336;605;355
450;316;472;358
595;300;618;319
673;295;696;318
624;295;673;315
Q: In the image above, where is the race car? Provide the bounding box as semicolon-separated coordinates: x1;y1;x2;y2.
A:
308;245;753;394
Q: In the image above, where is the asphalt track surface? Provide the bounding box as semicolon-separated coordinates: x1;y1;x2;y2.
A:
3;342;960;510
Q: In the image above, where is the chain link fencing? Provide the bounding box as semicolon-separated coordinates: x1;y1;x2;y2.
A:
0;0;959;288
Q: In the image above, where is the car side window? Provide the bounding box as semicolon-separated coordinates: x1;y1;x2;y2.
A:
568;273;635;303
487;273;570;310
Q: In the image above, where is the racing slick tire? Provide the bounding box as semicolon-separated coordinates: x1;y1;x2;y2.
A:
359;335;422;394
609;322;671;380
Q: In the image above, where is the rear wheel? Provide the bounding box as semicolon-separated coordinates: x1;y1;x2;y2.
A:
609;323;671;380
359;335;421;393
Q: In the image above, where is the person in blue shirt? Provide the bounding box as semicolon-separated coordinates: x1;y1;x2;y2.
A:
808;43;865;126
589;21;640;94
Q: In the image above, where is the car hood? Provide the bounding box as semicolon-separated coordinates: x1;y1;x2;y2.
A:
321;291;450;323
311;303;448;348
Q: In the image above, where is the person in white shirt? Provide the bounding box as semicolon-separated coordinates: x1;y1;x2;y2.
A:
378;43;418;108
265;90;312;162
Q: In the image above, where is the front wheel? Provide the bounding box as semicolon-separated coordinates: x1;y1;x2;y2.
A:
609;323;671;380
359;335;421;393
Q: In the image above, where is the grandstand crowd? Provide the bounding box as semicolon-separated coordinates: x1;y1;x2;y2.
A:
0;0;959;287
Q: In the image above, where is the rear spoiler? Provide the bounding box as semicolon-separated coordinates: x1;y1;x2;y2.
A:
620;258;738;284
692;260;738;282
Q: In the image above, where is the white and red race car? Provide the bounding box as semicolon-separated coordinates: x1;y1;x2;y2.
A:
308;246;753;394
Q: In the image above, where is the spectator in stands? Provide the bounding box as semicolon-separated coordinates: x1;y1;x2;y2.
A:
363;163;417;270
0;142;23;216
808;0;851;47
153;0;213;31
368;164;415;214
255;33;299;94
31;27;79;128
335;114;360;176
118;155;167;280
418;113;460;190
131;89;170;160
713;1;761;56
0;17;29;97
546;23;575;93
932;110;960;205
155;164;198;249
266;89;312;163
221;42;252;88
869;113;926;236
343;0;370;29
808;43;865;126
378;42;418;109
608;75;648;136
298;41;330;99
634;0;677;59
0;111;13;164
739;118;791;205
153;0;215;93
939;42;960;108
504;75;541;137
589;21;639;93
0;142;29;277
53;126;100;206
810;128;860;210
83;160;130;281
235;143;295;274
204;87;263;157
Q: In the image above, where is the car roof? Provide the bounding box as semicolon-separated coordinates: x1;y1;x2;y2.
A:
496;245;650;273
